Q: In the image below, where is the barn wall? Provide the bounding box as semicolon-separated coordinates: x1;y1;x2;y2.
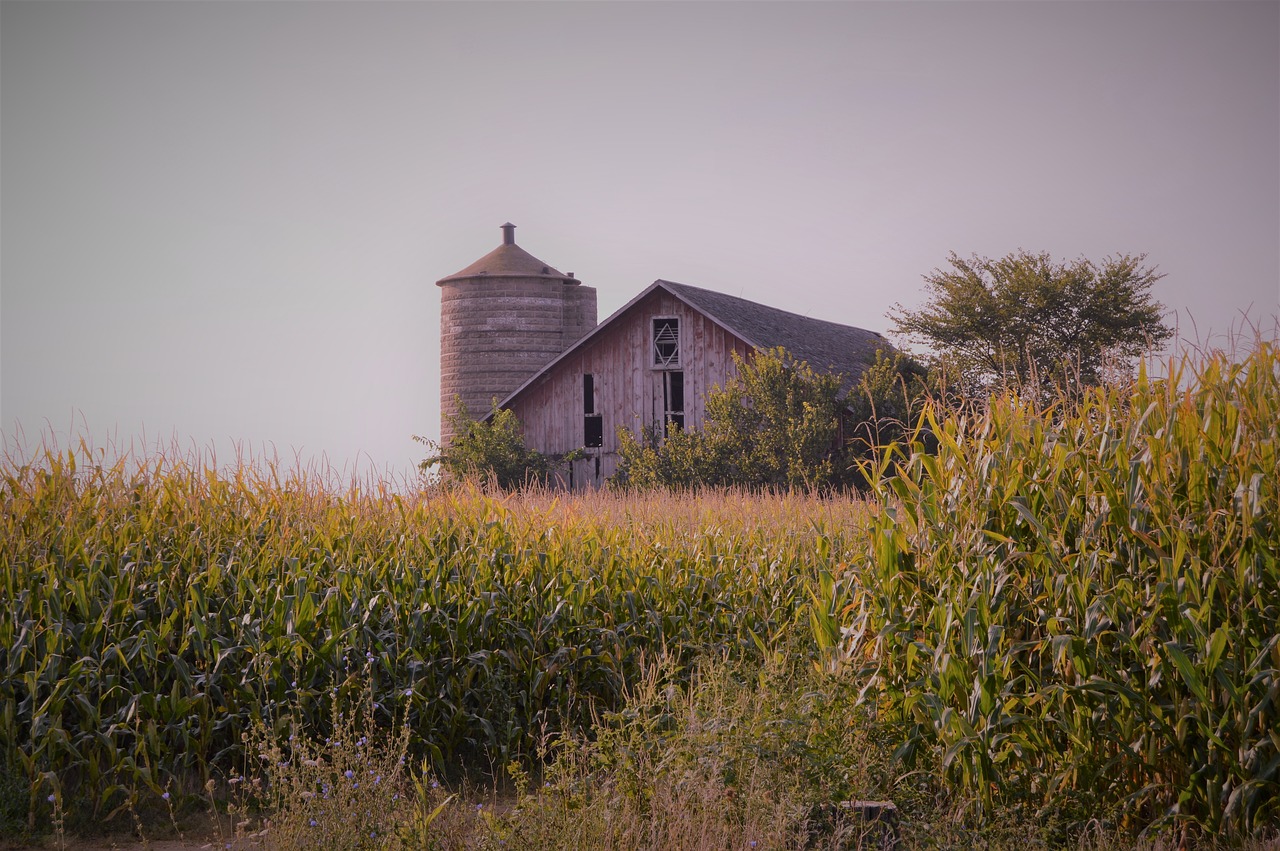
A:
507;289;752;487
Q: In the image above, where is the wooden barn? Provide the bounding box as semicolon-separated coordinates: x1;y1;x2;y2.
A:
438;225;888;488
498;279;888;487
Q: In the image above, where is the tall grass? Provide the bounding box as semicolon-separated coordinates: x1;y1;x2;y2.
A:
837;340;1280;837
0;445;865;828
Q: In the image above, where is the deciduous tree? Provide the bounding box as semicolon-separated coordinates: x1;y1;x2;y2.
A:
890;251;1172;397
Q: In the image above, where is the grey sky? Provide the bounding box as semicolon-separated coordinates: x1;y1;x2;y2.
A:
3;1;1277;476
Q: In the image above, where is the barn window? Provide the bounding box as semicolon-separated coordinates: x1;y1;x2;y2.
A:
585;416;603;448
663;371;684;438
584;374;603;448
653;318;680;367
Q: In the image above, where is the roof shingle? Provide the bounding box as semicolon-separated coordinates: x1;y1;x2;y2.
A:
659;280;888;390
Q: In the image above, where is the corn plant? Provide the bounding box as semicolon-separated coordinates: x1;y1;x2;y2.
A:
838;340;1280;837
0;450;865;827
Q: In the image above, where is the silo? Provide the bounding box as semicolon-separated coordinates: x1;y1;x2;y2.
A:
437;223;597;445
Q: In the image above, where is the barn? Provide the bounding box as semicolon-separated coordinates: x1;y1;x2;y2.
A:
438;225;888;487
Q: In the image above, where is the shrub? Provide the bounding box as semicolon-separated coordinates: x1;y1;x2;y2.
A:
418;399;578;489
614;347;861;491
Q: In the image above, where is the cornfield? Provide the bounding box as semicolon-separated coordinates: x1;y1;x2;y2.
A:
5;339;1278;843
836;340;1280;836
0;452;865;824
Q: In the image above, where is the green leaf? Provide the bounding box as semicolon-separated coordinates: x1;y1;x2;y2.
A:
1164;641;1209;705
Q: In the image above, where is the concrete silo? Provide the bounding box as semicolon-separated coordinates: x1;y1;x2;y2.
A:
437;223;597;445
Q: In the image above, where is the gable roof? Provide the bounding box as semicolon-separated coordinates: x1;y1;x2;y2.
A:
494;279;890;410
658;280;887;387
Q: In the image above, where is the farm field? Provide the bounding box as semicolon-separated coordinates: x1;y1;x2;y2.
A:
3;341;1278;848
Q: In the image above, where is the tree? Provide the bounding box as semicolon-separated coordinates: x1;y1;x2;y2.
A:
889;251;1172;398
416;399;576;489
614;347;855;491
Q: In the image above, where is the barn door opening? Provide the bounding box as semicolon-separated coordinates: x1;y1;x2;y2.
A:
662;370;684;438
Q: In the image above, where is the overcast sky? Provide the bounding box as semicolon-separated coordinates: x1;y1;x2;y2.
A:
3;1;1277;477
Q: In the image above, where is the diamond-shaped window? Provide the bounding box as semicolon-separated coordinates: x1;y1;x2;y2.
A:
653;318;679;367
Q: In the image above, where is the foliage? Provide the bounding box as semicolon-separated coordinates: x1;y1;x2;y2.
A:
615;347;857;491
705;347;852;489
889;251;1172;398
845;348;934;463
612;423;715;491
475;652;895;850
237;687;462;851
831;339;1280;838
0;450;863;826
417;398;576;489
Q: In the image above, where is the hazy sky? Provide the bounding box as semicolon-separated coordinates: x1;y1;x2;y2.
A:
3;1;1277;476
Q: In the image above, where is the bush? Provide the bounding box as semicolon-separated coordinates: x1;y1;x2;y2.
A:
418;399;578;489
846;348;934;466
615;347;869;491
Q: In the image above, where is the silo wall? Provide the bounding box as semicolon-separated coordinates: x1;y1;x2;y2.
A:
439;276;597;445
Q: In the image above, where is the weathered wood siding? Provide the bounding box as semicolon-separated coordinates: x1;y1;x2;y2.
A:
506;289;753;487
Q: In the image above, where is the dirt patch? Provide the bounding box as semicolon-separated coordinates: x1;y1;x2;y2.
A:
2;813;265;851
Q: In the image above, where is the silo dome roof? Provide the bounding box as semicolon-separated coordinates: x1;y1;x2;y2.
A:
437;223;577;284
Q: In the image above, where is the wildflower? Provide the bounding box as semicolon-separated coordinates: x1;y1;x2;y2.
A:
162;791;170;801
47;794;55;803
344;770;354;779
476;803;483;811
430;779;439;789
310;819;317;827
403;688;413;697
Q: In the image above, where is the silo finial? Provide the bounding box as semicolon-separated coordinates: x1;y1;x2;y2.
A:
501;222;516;245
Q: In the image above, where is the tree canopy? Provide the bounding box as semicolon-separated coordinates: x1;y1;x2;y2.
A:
889;251;1172;397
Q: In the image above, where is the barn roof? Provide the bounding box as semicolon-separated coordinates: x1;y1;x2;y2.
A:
658;280;888;386
494;279;890;411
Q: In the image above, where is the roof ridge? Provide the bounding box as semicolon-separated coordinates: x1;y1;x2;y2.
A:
657;279;884;337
